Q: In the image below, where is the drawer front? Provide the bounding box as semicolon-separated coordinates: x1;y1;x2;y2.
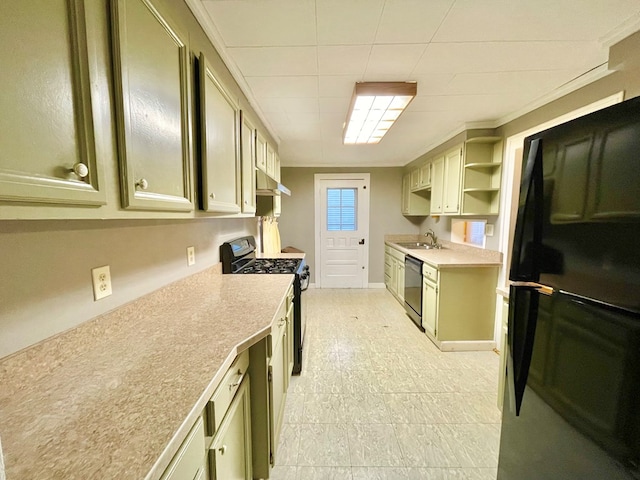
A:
384;245;390;255
384;261;391;277
390;247;404;262
422;263;438;282
209;350;249;434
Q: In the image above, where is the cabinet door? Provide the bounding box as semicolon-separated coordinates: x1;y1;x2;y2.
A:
266;144;276;178
419;163;431;188
210;378;252;480
161;417;206;480
256;132;267;172
111;0;193;212
388;257;398;295
410;169;420;191
444;147;462;214
401;174;411;214
397;261;405;302
430;156;444;214
269;330;287;465
198;53;241;214
0;0;105;207
422;278;437;337
240;113;256;214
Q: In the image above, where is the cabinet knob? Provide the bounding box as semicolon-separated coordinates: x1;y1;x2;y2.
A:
218;445;227;455
210;193;216;200
136;178;149;190
72;163;89;178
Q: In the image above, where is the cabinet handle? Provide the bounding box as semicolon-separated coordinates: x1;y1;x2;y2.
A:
218;445;227;455
72;163;89;178
228;369;243;390
278;318;286;327
136;178;149;190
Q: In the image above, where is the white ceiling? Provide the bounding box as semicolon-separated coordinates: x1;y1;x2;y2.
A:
191;0;640;167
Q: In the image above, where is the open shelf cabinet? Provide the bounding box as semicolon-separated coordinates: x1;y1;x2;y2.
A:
461;138;503;215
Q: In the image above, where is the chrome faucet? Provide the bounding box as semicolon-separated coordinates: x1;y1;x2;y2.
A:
424;229;441;248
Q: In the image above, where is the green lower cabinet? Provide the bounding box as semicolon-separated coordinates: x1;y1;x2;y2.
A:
422;277;437;338
160;417;206;480
268;323;288;466
209;377;252;480
422;264;497;351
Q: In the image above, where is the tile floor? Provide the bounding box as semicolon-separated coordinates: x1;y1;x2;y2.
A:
271;288;502;480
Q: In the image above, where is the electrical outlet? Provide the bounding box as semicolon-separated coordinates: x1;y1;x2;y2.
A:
91;265;112;301
187;246;195;266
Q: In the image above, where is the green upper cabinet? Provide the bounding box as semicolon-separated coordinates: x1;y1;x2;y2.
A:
0;0;105;207
430;155;445;215
256;132;268;173
240;112;257;214
111;0;193;212
443;146;462;214
198;53;241;214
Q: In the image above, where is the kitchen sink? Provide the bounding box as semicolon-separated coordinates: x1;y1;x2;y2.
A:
396;242;444;250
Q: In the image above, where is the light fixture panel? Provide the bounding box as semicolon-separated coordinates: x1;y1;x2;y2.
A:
343;82;417;145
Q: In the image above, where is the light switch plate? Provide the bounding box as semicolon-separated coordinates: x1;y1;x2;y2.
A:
485;224;495;236
91;265;112;301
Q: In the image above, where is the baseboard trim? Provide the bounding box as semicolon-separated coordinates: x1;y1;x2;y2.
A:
368;283;386;289
438;340;496;352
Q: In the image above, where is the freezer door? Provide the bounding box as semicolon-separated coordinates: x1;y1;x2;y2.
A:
499;290;640;479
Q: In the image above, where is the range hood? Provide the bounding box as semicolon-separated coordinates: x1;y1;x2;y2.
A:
256;169;291;196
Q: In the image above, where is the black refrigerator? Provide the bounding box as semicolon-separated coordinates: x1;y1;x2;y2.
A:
497;96;640;479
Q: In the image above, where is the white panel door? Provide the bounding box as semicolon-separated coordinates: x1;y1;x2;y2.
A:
315;174;370;288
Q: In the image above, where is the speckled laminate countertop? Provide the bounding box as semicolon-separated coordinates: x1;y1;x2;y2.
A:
385;235;502;268
0;265;294;480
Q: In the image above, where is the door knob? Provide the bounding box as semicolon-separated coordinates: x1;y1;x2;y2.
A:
359;239;365;245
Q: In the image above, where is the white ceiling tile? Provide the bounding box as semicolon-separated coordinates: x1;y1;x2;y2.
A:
277;98;320;114
256;98;287;114
202;0;316;46
432;0;640;42
319;97;349;114
365;44;426;77
316;0;385;45
194;0;640;167
318;46;371;75
228;47;317;76
444;70;585;96
245;76;318;98
318;75;361;97
375;0;455;44
407;74;456;97
413;41;606;74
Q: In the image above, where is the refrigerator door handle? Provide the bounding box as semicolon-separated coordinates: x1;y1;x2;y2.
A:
508;285;543;415
511;281;554;296
510;138;544;281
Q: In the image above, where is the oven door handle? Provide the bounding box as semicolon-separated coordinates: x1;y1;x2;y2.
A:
300;273;310;291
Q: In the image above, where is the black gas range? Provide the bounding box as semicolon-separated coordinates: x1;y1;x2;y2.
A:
220;236;309;374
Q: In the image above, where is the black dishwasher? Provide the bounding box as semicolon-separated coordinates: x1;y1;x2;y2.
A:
404;255;424;331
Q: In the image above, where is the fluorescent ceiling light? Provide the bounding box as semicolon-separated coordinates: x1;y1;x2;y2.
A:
343;82;417;145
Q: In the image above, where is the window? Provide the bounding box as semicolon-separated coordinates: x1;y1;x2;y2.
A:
327;188;357;231
451;219;486;248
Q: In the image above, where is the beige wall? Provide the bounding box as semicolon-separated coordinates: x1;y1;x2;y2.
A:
0;218;256;358
279;167;423;285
